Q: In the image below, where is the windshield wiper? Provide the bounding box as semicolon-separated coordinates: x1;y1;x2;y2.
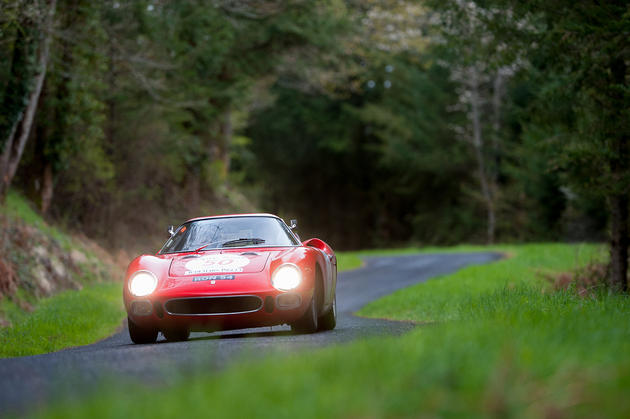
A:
221;238;266;248
191;225;224;253
193;240;225;253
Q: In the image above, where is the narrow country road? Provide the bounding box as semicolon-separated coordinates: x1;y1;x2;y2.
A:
0;252;500;416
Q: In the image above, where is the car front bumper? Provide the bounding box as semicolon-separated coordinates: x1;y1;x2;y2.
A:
125;288;313;332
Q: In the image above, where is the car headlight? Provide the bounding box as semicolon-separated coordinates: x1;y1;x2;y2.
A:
272;264;302;291
129;271;158;297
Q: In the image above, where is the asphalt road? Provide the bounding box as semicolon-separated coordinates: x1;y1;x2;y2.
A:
0;252;500;416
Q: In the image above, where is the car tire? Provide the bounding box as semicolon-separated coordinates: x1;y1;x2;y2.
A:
291;293;318;333
318;293;336;331
163;328;190;342
128;317;158;344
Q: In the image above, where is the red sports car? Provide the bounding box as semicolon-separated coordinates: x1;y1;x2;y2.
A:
123;214;337;344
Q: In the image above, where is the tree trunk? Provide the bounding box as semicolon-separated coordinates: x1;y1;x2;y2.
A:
206;107;232;185
608;56;629;292
210;106;232;181
491;71;504;184
0;19;33;191
608;133;629;292
220;107;232;175
40;162;54;214
0;0;57;203
469;68;495;244
0;120;20;200
187;171;200;211
609;193;628;292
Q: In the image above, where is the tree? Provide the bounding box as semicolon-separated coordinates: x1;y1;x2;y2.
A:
31;0;111;214
429;0;528;244
499;0;630;290
0;0;57;203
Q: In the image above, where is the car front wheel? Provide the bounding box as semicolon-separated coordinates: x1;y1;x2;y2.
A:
318;293;336;331
291;293;318;333
163;328;190;342
128;317;158;344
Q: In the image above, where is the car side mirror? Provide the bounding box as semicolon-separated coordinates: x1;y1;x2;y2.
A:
289;219;298;230
167;225;176;237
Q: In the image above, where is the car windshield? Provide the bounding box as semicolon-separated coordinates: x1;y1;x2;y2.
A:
159;216;299;254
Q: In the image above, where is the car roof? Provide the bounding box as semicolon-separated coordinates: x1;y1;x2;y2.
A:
185;213;282;223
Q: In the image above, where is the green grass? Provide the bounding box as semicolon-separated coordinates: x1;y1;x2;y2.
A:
336;252;365;271
1;191;125;358
29;242;630;418
357;243;601;321
0;282;125;357
1;190;73;249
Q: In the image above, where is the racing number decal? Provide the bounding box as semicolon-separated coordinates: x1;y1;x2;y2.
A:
184;254;250;275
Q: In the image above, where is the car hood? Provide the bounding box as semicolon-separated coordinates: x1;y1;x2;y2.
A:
168;249;276;277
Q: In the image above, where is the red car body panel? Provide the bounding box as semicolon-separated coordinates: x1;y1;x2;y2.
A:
123;214;337;333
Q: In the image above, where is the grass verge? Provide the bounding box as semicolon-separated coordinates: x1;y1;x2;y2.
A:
29;242;630;418
357;243;600;321
1;191;125;358
0;282;124;357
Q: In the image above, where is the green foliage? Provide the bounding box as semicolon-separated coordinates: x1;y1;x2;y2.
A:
41;0;112;187
513;0;630;197
1;0;619;252
30;243;630;418
0;2;38;149
244;50;490;248
0;0;346;250
238;0;609;248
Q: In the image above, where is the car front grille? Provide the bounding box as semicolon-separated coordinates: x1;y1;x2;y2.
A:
164;296;263;315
